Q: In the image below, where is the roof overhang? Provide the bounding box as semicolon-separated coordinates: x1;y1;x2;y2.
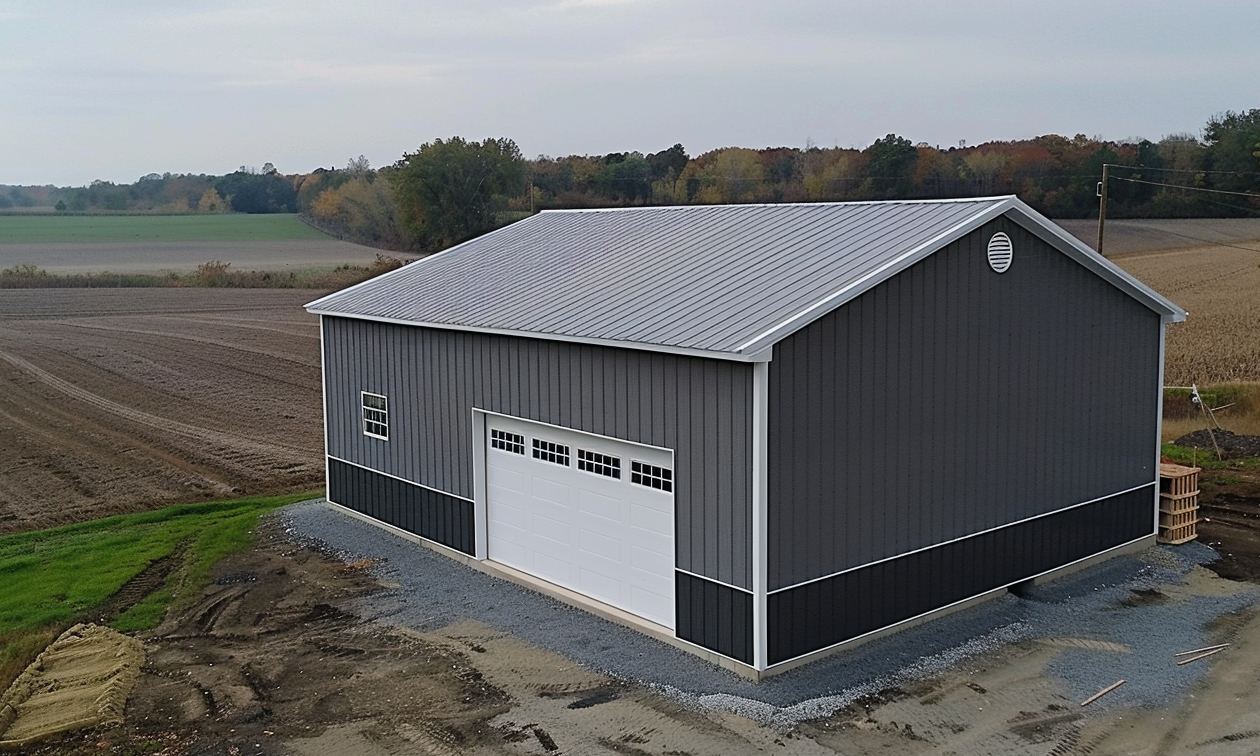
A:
306;309;775;363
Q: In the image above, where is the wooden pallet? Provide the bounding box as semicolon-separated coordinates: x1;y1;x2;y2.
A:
1159;490;1200;514
1158;464;1200;544
1159;509;1199;529
1159;463;1201;497
1159;522;1198;545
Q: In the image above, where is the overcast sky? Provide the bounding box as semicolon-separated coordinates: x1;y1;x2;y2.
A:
2;0;1256;187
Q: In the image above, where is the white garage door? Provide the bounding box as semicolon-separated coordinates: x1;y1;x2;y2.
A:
485;415;675;629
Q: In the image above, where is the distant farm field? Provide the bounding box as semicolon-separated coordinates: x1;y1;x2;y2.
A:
0;214;328;243
0;214;392;274
1110;225;1260;385
0;288;325;533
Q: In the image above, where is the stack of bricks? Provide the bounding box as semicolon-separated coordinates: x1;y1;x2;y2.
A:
1158;463;1200;545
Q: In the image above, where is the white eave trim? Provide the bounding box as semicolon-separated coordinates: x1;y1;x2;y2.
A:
304;309;775;363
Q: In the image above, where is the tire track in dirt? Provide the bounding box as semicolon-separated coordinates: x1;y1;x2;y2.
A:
49;322;319;370
0;348;312;459
27;323;323;396
0;289;328;321
157;315;320;339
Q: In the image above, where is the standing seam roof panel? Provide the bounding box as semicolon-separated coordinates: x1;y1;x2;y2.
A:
307;198;1178;355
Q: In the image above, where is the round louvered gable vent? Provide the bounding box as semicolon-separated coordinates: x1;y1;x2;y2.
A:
987;232;1013;273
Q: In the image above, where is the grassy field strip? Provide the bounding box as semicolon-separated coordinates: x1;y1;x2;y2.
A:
0;492;319;690
0;214;330;243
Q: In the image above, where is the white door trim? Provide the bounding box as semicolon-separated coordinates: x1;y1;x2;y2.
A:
473;408;676;629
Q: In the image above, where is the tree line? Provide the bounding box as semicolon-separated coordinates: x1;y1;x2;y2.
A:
5;109;1258;253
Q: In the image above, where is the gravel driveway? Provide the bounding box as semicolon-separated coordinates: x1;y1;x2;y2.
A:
280;499;1260;726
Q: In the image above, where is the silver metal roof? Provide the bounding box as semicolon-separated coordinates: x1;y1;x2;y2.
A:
307;196;1185;361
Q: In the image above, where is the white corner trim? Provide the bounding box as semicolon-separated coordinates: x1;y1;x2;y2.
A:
471;409;489;560
751;359;770;671
319;315;330;500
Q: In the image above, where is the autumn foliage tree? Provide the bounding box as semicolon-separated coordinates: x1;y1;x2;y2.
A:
389;137;527;251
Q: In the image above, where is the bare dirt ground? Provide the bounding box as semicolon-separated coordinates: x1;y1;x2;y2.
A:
0;288;325;533
7;238;1260;754
0;241;385;274
21;487;1260;756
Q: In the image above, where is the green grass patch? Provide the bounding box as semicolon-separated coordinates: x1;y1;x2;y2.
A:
1162;442;1260;470
0;214;330;243
0;491;319;689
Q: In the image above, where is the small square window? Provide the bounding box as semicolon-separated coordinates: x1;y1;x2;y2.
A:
577;449;621;479
532;438;570;466
361;392;388;439
491;429;525;454
631;460;672;492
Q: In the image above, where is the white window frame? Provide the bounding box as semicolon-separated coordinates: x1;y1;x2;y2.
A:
490;428;525;455
361;391;389;440
531;437;570;467
577;448;622;479
630;460;673;492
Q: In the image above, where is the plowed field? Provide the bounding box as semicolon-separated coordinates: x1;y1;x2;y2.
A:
0;289;324;533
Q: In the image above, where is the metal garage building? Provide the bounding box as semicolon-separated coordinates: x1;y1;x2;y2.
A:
306;196;1185;677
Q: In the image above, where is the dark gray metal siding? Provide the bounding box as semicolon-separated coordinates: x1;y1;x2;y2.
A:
328;458;474;555
676;573;753;664
767;217;1162;591
323;317;754;589
767;486;1154;664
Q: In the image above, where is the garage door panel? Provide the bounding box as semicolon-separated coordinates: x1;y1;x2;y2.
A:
488;537;529;568
485;415;675;629
527;496;570;526
489;466;529;495
530;476;571;507
630;587;673;621
578;526;623;557
533;550;574;579
630;541;670;568
577;489;620;520
630;505;671;534
529;516;569;546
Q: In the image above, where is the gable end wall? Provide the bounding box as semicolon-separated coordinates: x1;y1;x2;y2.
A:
766;216;1162;592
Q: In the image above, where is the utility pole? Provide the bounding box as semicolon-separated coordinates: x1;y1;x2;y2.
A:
1096;164;1109;255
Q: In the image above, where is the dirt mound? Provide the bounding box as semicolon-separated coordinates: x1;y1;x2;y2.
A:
0;624;145;750
1174;429;1260;459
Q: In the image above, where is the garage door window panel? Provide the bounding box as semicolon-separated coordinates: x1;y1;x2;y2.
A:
490;429;525;454
631;460;673;492
577;449;621;479
532;438;570;466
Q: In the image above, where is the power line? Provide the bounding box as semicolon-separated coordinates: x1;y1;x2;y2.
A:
1110;176;1260;200
1112;224;1260;253
1104;163;1260;179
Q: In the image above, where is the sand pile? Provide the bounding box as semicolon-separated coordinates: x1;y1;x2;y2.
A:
0;624;145;749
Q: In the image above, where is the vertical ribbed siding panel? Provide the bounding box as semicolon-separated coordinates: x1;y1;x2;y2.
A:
321;318;755;590
766;218;1162;591
766;487;1153;664
675;573;753;664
